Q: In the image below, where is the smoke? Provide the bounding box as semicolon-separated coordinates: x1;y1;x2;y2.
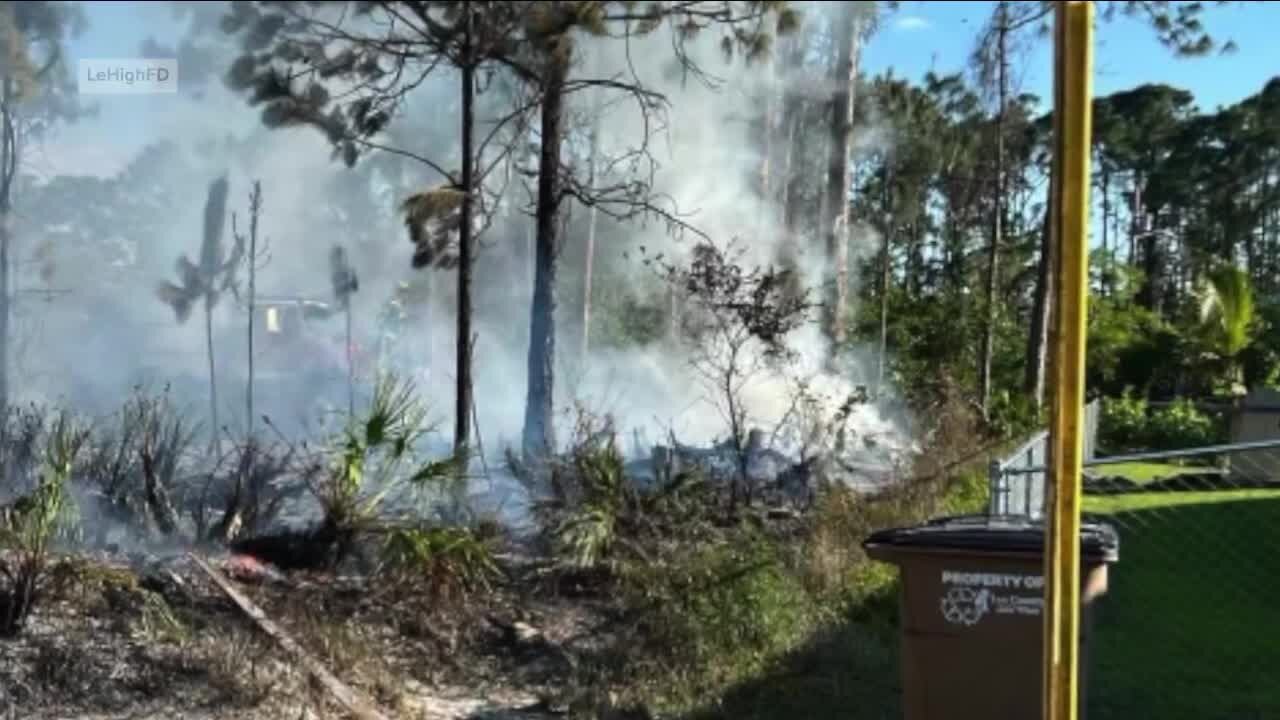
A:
14;0;914;526
536;1;912;459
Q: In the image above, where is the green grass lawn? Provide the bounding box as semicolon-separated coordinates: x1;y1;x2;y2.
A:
1084;490;1280;720
1086;460;1219;484
673;485;1280;720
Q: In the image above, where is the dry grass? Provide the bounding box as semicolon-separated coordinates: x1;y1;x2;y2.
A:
0;548;580;720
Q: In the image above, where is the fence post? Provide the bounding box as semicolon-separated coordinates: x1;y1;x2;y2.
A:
988;459;1005;516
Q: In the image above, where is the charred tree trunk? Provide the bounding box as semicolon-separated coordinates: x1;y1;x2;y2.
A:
141;436;180;537
522;48;569;468
455;14;476;458
822;2;860;356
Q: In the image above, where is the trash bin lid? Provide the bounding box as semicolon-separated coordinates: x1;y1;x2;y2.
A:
863;513;1119;562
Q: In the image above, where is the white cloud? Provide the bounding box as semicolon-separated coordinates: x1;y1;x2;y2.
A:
893;15;933;32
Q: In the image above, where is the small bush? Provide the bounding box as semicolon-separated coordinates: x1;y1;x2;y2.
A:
1100;391;1223;453
0;404;44;488
531;408;720;582
550;431;630;571
78;389;198;543
1099;390;1149;452
987;390;1042;440
199;437;294;544
306;373;458;535
1146;398;1222;450
618;536;820;714
0;411;87;636
379;524;503;603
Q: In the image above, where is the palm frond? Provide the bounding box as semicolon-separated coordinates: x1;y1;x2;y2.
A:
1199;263;1255;357
156;282;195;323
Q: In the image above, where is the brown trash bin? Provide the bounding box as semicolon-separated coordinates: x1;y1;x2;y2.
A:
863;514;1119;720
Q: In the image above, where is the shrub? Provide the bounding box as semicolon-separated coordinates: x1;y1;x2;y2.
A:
78;389;198;543
987;390;1042;440
378;524;502;603
1100;389;1149;452
198;437;294;544
307;373;460;534
0;412;87;636
1146;398;1221;450
618;536;820;714
1100;391;1223;453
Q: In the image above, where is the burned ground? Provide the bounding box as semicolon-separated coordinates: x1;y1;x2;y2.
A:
0;545;604;720
0;373;980;720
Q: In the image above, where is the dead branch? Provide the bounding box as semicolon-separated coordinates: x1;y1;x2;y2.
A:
188;553;393;720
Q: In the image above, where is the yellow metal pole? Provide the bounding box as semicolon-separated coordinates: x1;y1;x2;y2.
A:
1044;3;1093;720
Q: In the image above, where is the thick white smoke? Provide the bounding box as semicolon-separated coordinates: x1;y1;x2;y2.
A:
18;1;914;491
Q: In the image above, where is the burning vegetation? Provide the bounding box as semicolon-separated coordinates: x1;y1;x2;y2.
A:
0;368;985;719
0;223;983;717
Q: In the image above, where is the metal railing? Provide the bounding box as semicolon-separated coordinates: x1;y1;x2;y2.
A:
988;399;1100;518
989;404;1280;520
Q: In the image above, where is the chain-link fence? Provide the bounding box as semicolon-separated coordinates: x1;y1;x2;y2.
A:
988;399;1100;519
989;431;1280;720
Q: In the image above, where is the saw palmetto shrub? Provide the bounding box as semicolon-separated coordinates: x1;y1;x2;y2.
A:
0;412;87;636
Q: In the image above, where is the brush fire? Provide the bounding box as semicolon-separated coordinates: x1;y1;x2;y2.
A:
0;2;1000;719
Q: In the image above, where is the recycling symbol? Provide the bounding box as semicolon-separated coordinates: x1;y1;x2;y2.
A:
941;587;991;626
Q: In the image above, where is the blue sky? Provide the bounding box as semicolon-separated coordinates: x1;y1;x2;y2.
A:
44;1;1280;178
868;1;1280;113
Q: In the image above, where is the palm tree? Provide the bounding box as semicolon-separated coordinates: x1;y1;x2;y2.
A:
1198;263;1255;396
157;176;243;452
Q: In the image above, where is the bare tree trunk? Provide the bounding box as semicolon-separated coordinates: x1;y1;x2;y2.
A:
666;287;680;346
756;56;776;207
580;85;601;364
978;2;1008;419
205;294;219;452
1128;176;1142;270
878;166;892;396
247;183;260;436
455;12;476;458
1025;181;1054;409
522;49;569;468
1100;167;1110;296
345;304;354;417
780;30;806;246
877;230;890;394
822;2;861;356
0;79;14;413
